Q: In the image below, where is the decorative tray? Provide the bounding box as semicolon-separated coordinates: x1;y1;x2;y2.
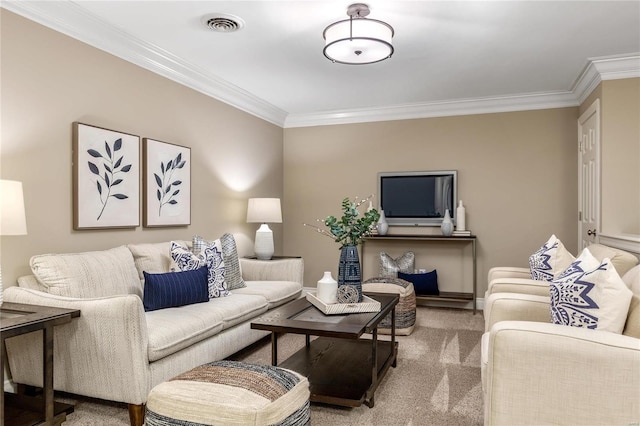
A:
306;292;381;315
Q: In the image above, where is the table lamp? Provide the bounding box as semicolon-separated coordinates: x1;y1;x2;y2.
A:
246;198;282;260
0;180;28;306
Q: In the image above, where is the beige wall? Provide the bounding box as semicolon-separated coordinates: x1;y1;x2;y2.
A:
5;9;634;302
600;78;640;235
283;109;579;297
0;10;284;286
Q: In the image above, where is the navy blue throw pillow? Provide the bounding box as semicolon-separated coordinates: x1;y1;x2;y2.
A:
398;270;439;295
143;266;209;312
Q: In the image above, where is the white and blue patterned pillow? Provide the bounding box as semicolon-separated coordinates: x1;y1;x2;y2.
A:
220;233;246;290
550;247;633;333
171;240;229;298
529;234;575;281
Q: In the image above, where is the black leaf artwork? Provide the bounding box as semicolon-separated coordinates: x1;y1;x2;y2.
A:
155;151;186;216
87;139;132;220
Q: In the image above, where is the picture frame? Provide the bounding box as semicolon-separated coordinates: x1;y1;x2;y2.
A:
73;122;140;230
143;138;191;227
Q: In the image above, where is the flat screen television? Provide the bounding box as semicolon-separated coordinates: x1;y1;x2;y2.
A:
378;170;457;226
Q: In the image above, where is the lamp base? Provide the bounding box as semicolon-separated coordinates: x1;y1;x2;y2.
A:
254;224;274;260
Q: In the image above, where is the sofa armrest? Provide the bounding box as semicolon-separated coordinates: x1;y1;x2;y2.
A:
3;287;150;405
239;258;304;285
484;292;551;332
487;277;550;297
487;266;530;283
485;321;640;425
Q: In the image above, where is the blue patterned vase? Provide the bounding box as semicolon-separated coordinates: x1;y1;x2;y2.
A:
337;245;363;302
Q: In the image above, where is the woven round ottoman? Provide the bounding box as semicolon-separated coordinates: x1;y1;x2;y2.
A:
363;277;416;335
145;360;310;426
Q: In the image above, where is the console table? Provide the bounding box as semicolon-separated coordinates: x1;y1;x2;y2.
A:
1;302;80;426
362;235;477;313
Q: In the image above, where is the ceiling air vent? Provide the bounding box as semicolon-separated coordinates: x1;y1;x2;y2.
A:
202;13;245;33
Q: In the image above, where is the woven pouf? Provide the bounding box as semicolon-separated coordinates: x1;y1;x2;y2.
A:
145;360;310;426
362;277;416;335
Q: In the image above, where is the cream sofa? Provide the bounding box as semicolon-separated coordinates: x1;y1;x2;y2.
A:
2;240;304;426
482;256;640;424
485;243;638;298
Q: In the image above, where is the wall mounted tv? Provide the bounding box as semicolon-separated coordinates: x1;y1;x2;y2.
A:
378;170;457;226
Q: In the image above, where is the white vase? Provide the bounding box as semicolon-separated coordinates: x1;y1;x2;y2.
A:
456;200;466;231
316;271;338;304
441;209;453;236
377;209;389;236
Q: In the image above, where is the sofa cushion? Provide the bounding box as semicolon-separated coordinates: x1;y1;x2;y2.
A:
379;251;414;278
232;281;302;309
220;233;246;290
30;246;142;298
529;234;575;281
128;240;189;281
550;248;633;333
481;332;489;392
587;243;639;277
143;267;209;312
171;241;229;298
146;303;224;362
622;265;640;338
145;293;268;361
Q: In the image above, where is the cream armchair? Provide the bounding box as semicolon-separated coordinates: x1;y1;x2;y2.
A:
481;265;640;425
486;243;639;299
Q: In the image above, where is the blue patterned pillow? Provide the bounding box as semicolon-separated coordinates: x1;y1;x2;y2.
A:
529;234;575;281
143;267;209;312
550;248;633;333
171;240;229;298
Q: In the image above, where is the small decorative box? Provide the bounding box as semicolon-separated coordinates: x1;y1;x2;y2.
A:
306;291;381;315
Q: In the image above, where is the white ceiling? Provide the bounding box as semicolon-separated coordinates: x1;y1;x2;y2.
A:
4;1;640;127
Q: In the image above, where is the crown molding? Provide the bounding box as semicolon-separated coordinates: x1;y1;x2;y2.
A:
284;91;579;128
1;1;288;127
3;2;638;129
572;54;640;104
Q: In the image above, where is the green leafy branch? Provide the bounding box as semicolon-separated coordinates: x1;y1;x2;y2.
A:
304;195;380;248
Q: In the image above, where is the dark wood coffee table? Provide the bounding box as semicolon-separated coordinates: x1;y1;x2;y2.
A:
251;292;398;408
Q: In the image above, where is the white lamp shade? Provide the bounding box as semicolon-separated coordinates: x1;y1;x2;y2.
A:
247;198;282;223
0;179;28;235
324;18;394;64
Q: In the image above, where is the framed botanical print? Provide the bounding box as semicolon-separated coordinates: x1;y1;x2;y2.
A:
73;122;140;229
143;138;191;227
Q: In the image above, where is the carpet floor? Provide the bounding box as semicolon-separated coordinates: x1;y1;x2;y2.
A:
55;306;485;425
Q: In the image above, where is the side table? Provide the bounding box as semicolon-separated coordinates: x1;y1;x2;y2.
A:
1;302;80;426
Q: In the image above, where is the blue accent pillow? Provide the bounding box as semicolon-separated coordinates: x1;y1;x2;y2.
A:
143;266;209;312
398;270;439;295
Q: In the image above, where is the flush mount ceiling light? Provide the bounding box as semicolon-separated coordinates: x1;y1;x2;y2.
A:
323;3;394;65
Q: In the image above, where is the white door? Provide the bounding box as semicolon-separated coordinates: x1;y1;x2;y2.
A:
578;99;600;250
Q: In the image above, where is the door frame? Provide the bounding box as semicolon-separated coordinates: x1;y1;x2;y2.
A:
577;98;601;249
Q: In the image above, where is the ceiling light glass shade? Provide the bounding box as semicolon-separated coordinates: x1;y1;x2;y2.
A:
323;18;394;64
